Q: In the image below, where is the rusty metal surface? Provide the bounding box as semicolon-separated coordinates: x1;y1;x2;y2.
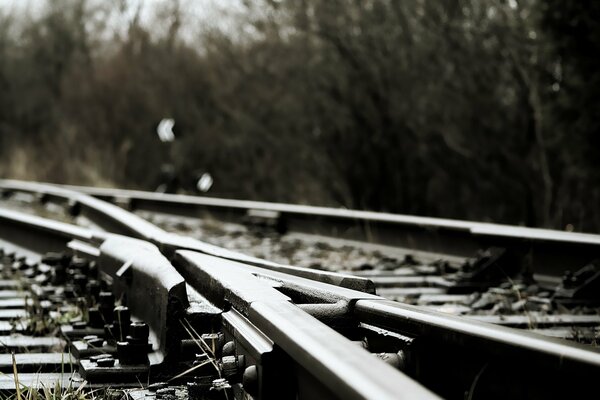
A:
97;236;189;363
2;181;600;397
0;205;430;399
52;182;600;259
0;180;375;293
354;299;600;370
175;250;439;400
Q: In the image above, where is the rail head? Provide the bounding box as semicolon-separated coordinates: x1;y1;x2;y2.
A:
3;186;600;396
38;181;600;275
98;236;189;361
51;182;600;246
0;179;375;292
354;299;600;372
175;250;439;400
0;206;189;368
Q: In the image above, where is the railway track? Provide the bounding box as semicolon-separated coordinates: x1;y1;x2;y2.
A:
0;179;599;399
6;181;600;341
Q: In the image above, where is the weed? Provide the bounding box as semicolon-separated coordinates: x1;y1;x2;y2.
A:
2;352;98;400
11;300;83;337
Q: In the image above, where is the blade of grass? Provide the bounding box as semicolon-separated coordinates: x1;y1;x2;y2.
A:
168;358;214;382
12;353;21;400
179;320;221;376
41;383;51;400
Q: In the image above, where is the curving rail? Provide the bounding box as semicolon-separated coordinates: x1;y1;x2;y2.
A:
0;180;600;398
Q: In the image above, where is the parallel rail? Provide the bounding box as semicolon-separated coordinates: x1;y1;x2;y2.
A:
0;180;373;293
51;182;600;277
0;207;436;399
1;180;600;398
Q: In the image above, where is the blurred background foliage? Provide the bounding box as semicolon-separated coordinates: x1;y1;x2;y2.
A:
0;0;599;231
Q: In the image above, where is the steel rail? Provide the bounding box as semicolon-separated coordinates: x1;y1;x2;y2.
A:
354;299;600;370
0;202;438;399
175;250;437;400
222;254;600;373
45;182;600;276
2;181;600;367
0;180;374;293
3;200;600;393
0;208;187;365
175;250;600;398
4;181;600;396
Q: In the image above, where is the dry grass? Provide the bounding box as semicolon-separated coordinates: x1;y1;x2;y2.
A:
0;141;115;188
1;353;95;400
169;319;222;383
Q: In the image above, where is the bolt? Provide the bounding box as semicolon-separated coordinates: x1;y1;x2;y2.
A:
242;365;259;398
156;388;176;400
99;292;115;321
87;338;105;348
99;292;115;306
70;257;89;272
100;279;110;291
128;321;149;342
180;340;203;359
52;265;68;284
42;286;56;295
111;306;131;341
87;307;104;328
187;378;213;400
117;321;151;365
42;252;68;267
86;280;101;300
73;274;87;294
90;353;112;362
219;355;245;381
209;378;232;398
96;357;115;367
114;306;131;326
63;285;76;299
72;321;87;330
104;324;118;345
88;261;99;278
73;272;87;283
117;340;149;365
222;341;236;357
213;378;229;387
193;353;209;366
201;332;224;356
